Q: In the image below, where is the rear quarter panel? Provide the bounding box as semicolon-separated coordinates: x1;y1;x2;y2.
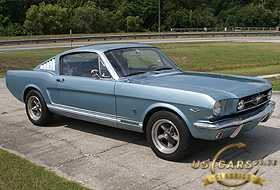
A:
5;70;57;104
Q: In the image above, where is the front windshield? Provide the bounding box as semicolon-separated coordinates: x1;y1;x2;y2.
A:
104;47;180;78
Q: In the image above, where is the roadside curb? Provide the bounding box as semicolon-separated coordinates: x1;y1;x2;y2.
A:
257;74;280;79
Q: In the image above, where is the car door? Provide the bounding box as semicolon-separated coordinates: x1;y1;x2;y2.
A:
55;52;117;127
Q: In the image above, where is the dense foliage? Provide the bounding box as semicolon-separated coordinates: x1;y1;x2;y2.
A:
0;0;280;36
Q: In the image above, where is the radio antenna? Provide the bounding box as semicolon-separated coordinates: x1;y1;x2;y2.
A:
127;16;129;42
127;16;129;76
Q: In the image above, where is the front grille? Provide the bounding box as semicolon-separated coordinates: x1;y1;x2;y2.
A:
237;89;271;112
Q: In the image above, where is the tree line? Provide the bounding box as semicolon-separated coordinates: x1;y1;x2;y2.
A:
1;0;280;36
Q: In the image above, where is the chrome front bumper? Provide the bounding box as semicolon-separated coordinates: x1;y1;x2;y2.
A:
193;100;276;130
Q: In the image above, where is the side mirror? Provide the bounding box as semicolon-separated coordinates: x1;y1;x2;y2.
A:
91;69;100;78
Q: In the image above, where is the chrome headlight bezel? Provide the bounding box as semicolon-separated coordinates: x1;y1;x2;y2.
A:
213;100;222;117
237;99;245;111
268;90;272;99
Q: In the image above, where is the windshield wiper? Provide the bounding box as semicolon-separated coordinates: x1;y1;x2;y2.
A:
124;71;147;77
154;67;173;71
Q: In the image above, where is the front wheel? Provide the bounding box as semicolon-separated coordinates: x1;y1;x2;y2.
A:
146;111;194;161
25;90;53;126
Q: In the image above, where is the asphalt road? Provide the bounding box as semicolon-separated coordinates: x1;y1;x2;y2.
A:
1;36;280;52
0;78;279;190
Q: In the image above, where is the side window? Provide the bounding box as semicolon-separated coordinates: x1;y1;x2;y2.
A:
61;53;98;77
61;53;111;78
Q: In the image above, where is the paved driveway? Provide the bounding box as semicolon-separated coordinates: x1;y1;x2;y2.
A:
0;78;279;190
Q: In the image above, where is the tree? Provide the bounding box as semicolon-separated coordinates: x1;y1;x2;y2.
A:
264;0;280;11
1;0;280;36
69;1;123;33
233;4;273;27
165;9;191;30
273;10;280;26
0;0;27;36
218;4;275;27
209;0;254;16
24;2;68;35
188;8;217;28
126;16;145;32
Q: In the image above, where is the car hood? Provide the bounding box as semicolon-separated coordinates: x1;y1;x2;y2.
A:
127;71;273;100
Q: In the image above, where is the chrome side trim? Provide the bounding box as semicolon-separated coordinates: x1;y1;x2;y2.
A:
117;118;143;127
194;101;276;130
47;104;143;128
47;104;116;123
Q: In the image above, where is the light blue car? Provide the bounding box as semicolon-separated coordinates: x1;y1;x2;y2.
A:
6;43;276;161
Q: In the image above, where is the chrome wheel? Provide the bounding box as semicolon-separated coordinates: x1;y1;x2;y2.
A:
151;119;180;154
147;111;194;161
27;96;42;121
25;90;53;126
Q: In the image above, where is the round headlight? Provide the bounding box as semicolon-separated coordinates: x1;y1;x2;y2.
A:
213;101;221;117
268;90;272;99
237;99;245;111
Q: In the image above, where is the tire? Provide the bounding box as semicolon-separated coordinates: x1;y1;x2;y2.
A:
25;90;53;126
146;111;194;161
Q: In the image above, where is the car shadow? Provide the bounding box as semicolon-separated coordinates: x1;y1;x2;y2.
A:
48;115;147;146
46;115;280;164
181;123;280;164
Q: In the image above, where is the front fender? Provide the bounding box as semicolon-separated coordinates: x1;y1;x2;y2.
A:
141;103;200;136
142;103;192;128
141;102;213;139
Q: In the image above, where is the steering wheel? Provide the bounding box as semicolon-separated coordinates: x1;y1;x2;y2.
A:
146;64;159;71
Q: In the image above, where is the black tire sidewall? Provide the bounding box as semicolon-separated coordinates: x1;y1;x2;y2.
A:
25;90;53;126
146;111;193;161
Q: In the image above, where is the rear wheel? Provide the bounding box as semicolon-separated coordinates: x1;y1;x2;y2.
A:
25;90;53;126
146;111;194;161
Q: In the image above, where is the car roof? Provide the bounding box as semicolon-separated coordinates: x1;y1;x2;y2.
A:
60;42;155;55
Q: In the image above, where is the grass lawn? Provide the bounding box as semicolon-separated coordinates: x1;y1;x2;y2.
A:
0;47;71;77
156;42;280;90
2;41;279;88
155;42;280;75
0;148;89;189
267;77;280;91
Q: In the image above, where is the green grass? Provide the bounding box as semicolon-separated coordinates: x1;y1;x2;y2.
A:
0;148;89;190
1;42;280;90
214;65;280;77
156;42;280;90
155;42;280;74
267;77;280;91
0;48;71;76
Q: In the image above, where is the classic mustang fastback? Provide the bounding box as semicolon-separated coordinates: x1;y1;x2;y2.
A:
6;42;275;161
